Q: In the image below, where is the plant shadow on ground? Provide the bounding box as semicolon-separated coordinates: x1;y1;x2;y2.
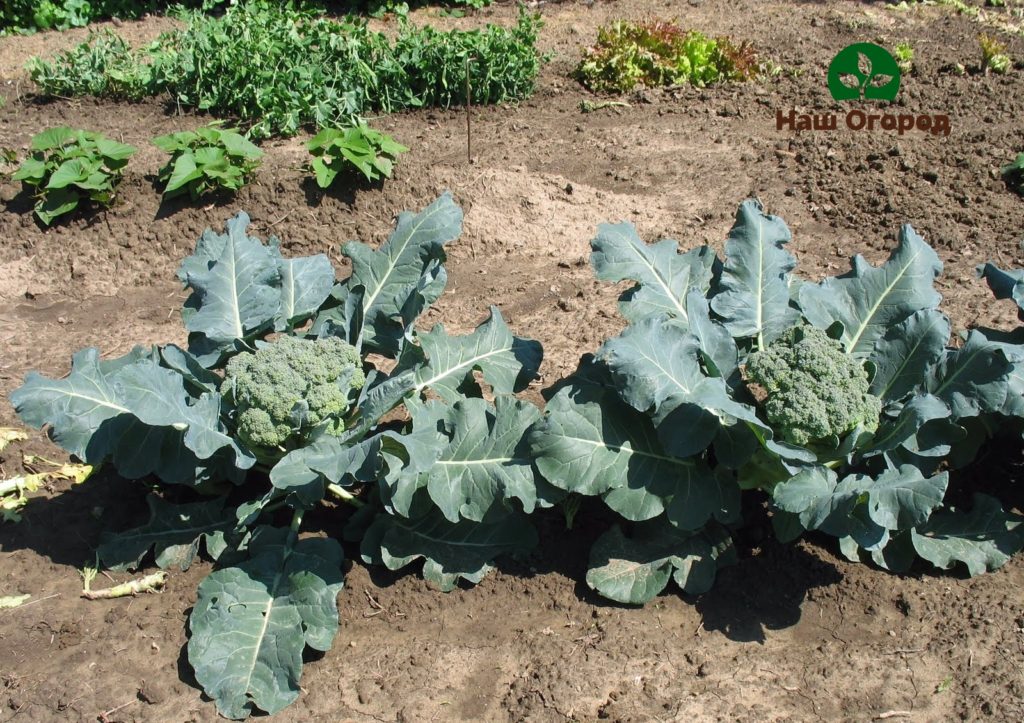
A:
301;174;383;209
150;175;244;221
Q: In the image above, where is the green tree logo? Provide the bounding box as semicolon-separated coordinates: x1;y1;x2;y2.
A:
828;43;901;101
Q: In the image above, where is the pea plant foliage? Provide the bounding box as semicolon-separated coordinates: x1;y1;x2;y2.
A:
530;199;1024;605
10;194;547;719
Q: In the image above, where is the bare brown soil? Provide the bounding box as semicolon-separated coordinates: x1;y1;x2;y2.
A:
1;1;1023;721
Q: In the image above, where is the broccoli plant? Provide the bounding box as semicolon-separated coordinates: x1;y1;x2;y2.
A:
10;194;546;719
225;336;365;453
746;325;882;446
531;199;1024;605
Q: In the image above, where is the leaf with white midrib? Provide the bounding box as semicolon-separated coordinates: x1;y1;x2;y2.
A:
800;224;942;357
97;495;235;572
394;396;541;523
911;493;1024;576
410;306;542;402
345;193;462;351
709;199;798;347
188;527;344;720
363;508;537;591
182;212;282;346
590;222;717;324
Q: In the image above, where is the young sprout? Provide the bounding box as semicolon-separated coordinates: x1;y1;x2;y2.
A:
979;34;1011;74
894;41;914;74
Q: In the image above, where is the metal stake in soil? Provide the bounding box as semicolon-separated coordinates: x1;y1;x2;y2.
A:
465;55;473;164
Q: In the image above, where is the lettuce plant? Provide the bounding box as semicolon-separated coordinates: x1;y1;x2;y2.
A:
10;194;546;718
531;200;1024;604
576;20;759;93
153;122;263;200
11;126;136;225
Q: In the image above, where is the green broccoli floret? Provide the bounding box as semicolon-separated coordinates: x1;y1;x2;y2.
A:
225;335;365;451
745;325;881;447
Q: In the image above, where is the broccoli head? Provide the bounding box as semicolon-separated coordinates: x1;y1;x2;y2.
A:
745;325;881;447
225;335;365;450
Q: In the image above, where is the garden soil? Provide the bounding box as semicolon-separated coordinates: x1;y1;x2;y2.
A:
1;1;1023;721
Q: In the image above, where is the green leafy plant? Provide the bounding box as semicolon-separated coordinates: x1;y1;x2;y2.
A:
1;0;226;34
894;41;915;73
153;122;263;200
10;194;547;718
26;30;157;100
307;123;408;188
1001;152;1024;194
575;20;759;93
29;2;545;139
11;126;136;225
980;33;1011;73
529;200;1024;605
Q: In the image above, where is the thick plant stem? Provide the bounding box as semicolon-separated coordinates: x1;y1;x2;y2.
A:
81;571;168;600
327;483;365;508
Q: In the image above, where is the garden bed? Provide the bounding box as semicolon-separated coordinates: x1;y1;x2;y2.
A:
1;1;1023;720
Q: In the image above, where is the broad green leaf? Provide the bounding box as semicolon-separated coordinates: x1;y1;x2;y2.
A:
181;211;282;347
585;519;735;604
977;262;1024;318
398;397;540;523
925;330;1016;420
36;187;79;225
114;360;245;463
164;153;203;194
598;316;752;457
270;433;383;508
11;156;47;182
710;199;799;347
159;344;222;395
45;158;90;189
774;464;947;550
11;347;253;482
531;367;673;497
274;254;335;331
800;224;942;356
590;221;717;324
194;146;228;167
11;348;132;461
911;494;1024;576
361;508;536;591
410;306;542;402
93;136;136;161
530;373;735;529
188;527;344;720
31;126;77;151
342;193;462;354
685;290;738;381
220;131;263;160
865;394;959;458
310;157;337;189
97;495;236;571
869;309;951;401
855;466;948;531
